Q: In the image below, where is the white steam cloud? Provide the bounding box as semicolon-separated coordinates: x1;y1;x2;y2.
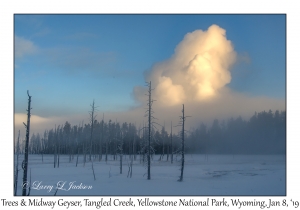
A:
14;25;285;136
134;24;237;106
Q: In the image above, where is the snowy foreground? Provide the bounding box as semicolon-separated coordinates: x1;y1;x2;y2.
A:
15;154;286;196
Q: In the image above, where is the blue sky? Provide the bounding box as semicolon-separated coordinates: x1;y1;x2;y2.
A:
14;14;286;133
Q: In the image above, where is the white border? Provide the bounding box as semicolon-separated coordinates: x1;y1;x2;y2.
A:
1;1;298;209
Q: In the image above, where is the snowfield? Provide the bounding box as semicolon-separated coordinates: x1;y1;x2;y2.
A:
14;154;286;196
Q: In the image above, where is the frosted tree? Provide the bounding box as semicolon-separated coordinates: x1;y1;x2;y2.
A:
22;90;32;196
118;129;123;174
87;100;97;180
170;122;173;164
99;114;104;161
144;81;159;180
146;82;152;179
14;130;20;196
177;104;190;182
105;120;111;162
89;100;97;161
138;123;145;164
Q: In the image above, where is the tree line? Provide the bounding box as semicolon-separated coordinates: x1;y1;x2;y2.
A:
187;110;286;154
17;109;285;157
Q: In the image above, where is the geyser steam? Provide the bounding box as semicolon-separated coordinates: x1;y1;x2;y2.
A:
134;24;237;106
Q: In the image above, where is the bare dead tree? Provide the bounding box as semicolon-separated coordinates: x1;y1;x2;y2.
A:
75;123;81;167
76;141;79;167
162;122;165;160
171;121;173;164
89;100;97;161
27;168;31;196
167;131;169;161
57;125;61;168
142;122;146;164
53;125;61;168
53;125;57;168
139;124;143;164
147;82;152;180
22;90;32;196
113;120;118;161
178;104;190;182
105;120;111;163
145;81;157;180
99;114;104;161
41;132;46;163
14;130;20;196
133;126;136;161
118;131;123;174
129;125;134;178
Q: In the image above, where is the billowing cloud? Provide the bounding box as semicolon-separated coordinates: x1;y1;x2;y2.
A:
134;24;237;106
14;36;38;58
129;24;285;131
155;76;185;105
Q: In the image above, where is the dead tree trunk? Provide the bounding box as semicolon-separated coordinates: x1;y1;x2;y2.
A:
171;122;173;164
142;122;146;165
89;100;96;161
57;140;60;168
76;143;79;167
167;141;169;161
22;90;32;196
14;130;20;196
54;143;56;168
54;125;57;168
105;120;110;163
105;139;108;162
27;168;31;196
99;116;104;161
178;104;188;182
57;126;60;168
162;124;165;160
133;133;136;161
179;105;185;181
147;81;152;180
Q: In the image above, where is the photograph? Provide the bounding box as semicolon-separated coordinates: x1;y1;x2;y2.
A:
13;14;286;197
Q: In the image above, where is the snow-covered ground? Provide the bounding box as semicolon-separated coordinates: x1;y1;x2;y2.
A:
14;154;286;196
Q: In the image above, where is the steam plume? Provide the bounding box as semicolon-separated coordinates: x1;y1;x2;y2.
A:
134;24;237;106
